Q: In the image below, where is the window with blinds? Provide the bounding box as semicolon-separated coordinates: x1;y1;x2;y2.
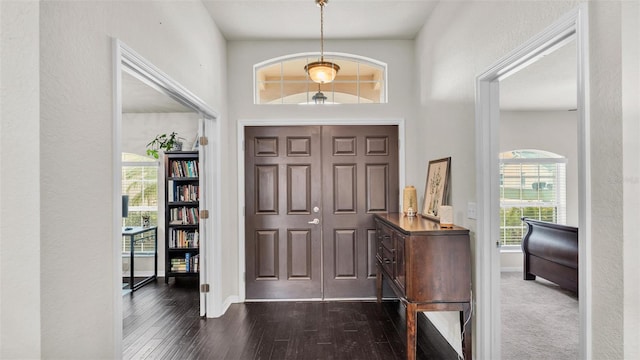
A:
122;153;159;253
499;149;567;249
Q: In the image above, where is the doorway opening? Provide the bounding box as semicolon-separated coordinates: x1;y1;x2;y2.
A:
113;39;221;352
475;5;590;359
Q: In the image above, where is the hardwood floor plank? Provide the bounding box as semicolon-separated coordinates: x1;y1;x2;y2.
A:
268;340;289;360
123;280;457;360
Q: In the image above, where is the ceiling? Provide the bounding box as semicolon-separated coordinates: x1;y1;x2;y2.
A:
500;39;577;112
122;71;194;113
121;0;577;113
201;0;439;40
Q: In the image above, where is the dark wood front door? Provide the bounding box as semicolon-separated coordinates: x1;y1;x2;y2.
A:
321;126;399;298
245;125;398;299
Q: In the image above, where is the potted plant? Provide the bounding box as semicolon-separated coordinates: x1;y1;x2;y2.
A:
146;132;183;159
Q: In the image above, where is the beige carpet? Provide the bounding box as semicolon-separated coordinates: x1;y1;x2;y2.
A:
501;271;579;360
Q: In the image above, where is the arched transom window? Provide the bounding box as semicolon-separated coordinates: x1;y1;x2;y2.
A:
254;53;387;104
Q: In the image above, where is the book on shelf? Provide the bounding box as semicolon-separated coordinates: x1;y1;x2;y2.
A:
170;258;187;272
169;229;199;248
169;206;199;225
174;184;199;202
168;180;175;202
170;160;199;178
169;254;199;273
192;254;199;273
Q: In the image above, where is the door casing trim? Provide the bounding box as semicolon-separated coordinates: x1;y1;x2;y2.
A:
237;119;406;302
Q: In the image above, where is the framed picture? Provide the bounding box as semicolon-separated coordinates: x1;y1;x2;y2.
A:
422;157;451;220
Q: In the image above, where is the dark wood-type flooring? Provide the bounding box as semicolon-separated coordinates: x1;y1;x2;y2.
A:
123;278;458;359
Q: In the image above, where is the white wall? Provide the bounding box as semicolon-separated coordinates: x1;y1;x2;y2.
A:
122;112;200;157
37;1;226;358
0;1;41;358
416;1;636;358
622;2;640;358
122;112;200;276
225;40;419;301
589;2;628;358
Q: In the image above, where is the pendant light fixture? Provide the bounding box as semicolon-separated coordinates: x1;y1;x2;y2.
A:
304;0;340;84
312;85;327;104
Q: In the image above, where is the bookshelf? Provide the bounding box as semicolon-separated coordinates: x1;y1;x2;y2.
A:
164;151;200;283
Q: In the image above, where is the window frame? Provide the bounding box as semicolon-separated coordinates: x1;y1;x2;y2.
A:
121;155;160;254
253;52;388;105
499;152;567;251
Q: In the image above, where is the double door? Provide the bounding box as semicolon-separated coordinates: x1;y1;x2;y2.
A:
245;125;398;299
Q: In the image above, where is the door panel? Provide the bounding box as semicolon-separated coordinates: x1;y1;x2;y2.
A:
334;229;357;278
288;229;311;279
322;126;399;298
245;126;322;299
245;125;398;299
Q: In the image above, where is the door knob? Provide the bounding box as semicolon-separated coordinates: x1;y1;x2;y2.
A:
308;218;320;225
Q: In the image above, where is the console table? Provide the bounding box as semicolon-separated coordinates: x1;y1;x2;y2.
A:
374;213;472;360
122;226;158;292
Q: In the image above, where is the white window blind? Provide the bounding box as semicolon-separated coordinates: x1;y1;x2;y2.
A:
499;150;567;249
122;153;159;253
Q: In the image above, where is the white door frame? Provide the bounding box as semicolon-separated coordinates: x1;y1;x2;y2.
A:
112;39;222;351
474;5;590;359
237;118;406;302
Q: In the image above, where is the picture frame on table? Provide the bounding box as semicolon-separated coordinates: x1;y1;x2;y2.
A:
422;157;451;220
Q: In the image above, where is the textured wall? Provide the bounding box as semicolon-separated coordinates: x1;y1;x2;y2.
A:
589;2;624;358
622;2;640;358
39;1;226;357
0;1;41;358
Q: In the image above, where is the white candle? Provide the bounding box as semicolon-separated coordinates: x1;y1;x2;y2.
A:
439;205;453;228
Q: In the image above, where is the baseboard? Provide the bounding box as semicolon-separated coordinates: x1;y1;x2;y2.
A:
220;295;240;315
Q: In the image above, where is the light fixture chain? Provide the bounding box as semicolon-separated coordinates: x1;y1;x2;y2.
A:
305;0;339;84
320;1;324;61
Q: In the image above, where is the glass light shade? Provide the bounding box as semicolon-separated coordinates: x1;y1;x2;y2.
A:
305;61;340;84
312;90;327;104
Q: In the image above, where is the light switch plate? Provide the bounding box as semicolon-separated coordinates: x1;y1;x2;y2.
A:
467;202;477;219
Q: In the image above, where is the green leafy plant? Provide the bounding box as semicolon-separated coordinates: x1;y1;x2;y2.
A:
146;132;183;159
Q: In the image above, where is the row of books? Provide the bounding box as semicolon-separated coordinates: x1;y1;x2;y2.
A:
169;229;199;248
169;206;199;225
170;253;199;273
167;181;199;202
170;160;199;178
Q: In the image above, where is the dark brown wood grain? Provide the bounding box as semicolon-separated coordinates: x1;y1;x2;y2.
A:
375;213;473;360
123;278;458;359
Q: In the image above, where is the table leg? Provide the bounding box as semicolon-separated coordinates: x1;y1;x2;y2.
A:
406;302;417;360
153;228;158;280
129;235;135;291
462;303;472;360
